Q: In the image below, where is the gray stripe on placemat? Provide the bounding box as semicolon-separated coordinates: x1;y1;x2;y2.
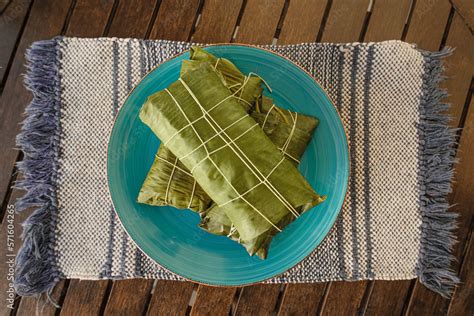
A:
335;47;347;277
336;49;344;111
349;46;361;278
363;45;375;277
119;41;134;276
154;42;160;66
120;231;128;276
134;42;147;277
100;205;116;278
329;46;336;93
101;40;120;278
112;41;119;117
126;41;133;92
139;42;146;78
145;40;152;75
148;41;156;68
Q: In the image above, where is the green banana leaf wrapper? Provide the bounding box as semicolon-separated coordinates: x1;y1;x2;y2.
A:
139;62;325;243
200;96;320;258
137;47;262;210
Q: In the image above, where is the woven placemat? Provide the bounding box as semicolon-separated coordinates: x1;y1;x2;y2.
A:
14;37;458;297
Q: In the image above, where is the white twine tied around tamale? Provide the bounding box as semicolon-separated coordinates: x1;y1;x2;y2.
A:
218;157;286;208
177;78;300;219
168;78;301;229
262;105;300;164
187;180;197;209
155;155;193;176
227;224;238;237
159;71;266;209
163;73;257;147
164;157;179;204
165;86;283;231
189;121;259;173
212;57;273;104
213;58;221;71
155;153;198;209
279;111;300;164
180;114;251;162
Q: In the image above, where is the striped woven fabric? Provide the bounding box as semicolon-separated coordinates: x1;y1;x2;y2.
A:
14;37;458;297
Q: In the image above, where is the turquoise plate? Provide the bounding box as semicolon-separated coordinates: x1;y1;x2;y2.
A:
108;45;349;286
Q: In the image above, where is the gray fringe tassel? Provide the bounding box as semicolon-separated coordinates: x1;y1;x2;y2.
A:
14;38;62;296
417;46;460;298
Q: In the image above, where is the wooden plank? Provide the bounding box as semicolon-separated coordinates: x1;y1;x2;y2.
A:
278;283;326;315
234;284;281;315
65;0;115;37
0;0;9;11
108;0;157;38
405;0;452;50
0;0;32;85
192;0;243;43
103;279;154;315
452;0;474;30
16;280;68;316
322;282;369;315
190;286;237;316
364;2;454;314
147;281;195;315
364;0;412;42
321;0;369;43
405;12;474;316
447;95;474;316
364;281;411;316
149;0;200;41
449;222;474;315
234;0;285;44
60;279;110;315
278;0;329;44
0;0;72;242
444;13;474;124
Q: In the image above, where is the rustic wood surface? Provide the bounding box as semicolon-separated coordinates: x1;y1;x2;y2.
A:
0;0;472;315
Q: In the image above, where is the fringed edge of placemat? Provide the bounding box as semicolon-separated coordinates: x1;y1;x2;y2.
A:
13;37;62;298
417;46;460;298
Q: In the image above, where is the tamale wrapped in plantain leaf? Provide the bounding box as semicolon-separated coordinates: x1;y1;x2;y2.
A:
136;145;212;211
139;63;324;242
181;47;263;110
200;95;320;258
137;47;262;210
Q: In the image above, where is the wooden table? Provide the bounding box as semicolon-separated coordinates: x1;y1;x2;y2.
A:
0;0;472;315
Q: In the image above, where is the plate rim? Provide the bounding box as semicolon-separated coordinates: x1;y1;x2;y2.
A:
107;43;350;286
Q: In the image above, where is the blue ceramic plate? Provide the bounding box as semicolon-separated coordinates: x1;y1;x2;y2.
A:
107;45;349;286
